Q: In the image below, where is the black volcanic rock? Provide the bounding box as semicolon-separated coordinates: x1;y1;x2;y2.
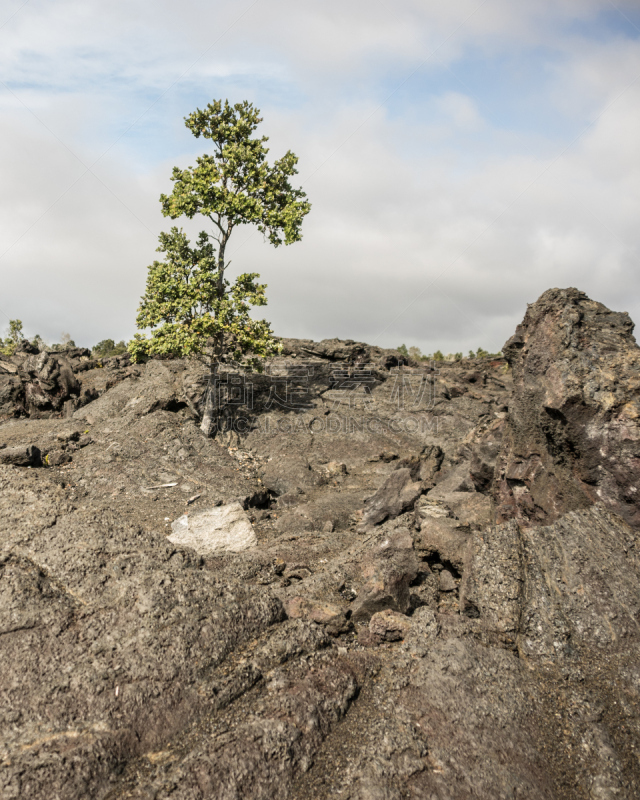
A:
494;287;640;527
2;293;640;799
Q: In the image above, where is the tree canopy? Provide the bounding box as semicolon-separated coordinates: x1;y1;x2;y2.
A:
129;99;311;369
0;319;23;356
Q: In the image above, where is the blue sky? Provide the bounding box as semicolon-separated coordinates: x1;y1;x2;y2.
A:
1;0;639;354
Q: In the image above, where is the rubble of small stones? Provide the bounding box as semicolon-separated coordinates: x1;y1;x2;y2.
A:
1;288;639;799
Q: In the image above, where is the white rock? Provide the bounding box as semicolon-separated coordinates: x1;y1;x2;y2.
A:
168;502;257;555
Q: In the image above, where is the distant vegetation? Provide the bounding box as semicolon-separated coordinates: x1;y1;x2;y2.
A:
397;343;501;362
0;319;24;356
92;339;128;358
0;319;125;360
0;320;79;355
2;316;502;366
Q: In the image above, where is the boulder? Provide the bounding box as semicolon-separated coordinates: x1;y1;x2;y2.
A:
438;569;457;592
168;502;257;555
350;536;420;622
466;418;505;492
0;373;23;419
368;609;412;643
361;467;423;527
494;288;640;528
74;359;179;424
0;444;41;467
282;596;350;635
279;336;409;369
413;516;469;572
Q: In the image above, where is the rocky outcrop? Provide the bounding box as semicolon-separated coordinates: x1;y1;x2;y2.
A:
0;344;131;420
279;336;410;369
360;447;444;527
494;287;640;528
2;290;640;799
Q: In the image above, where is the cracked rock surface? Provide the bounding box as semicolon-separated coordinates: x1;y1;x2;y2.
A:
1;289;640;799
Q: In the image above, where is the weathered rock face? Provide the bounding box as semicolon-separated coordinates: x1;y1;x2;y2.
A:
1;290;640;799
0;344;129;420
495;287;640;528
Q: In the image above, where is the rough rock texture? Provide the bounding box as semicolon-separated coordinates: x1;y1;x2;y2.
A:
169;502;258;555
368;609;412;642
495;287;640;528
1;288;640;799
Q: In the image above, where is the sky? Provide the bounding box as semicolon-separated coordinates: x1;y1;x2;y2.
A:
1;0;639;355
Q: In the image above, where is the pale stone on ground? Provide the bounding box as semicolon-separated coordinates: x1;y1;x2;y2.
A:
168;502;257;555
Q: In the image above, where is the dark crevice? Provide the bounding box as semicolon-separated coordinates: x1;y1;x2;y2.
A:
164;399;188;413
462;602;480;619
420;553;462;580
245;489;277;510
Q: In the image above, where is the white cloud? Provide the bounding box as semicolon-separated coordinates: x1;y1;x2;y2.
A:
435;92;484;129
0;0;639;355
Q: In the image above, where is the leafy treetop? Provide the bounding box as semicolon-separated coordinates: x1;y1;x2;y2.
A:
130;99;311;373
160;99;310;248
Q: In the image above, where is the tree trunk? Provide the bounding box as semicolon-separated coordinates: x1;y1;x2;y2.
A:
199;360;217;436
200;239;228;437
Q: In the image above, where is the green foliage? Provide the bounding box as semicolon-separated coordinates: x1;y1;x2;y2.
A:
398;344;431;362
467;347;502;360
396;343;501;364
132;228;277;368
48;331;77;351
30;334;47;350
92;339;128;359
0;319;23;355
132;99;310;365
49;341;77;352
0;322;86;355
160;100;310;247
8;319;23;342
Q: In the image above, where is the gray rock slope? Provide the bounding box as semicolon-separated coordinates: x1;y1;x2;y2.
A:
1;289;639;799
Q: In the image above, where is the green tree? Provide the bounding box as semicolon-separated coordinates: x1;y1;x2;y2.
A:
0;319;23;356
50;332;76;351
131;99;311;435
30;333;47;351
92;339;128;359
8;319;23;343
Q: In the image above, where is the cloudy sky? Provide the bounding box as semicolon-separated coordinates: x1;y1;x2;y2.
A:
1;0;639;354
